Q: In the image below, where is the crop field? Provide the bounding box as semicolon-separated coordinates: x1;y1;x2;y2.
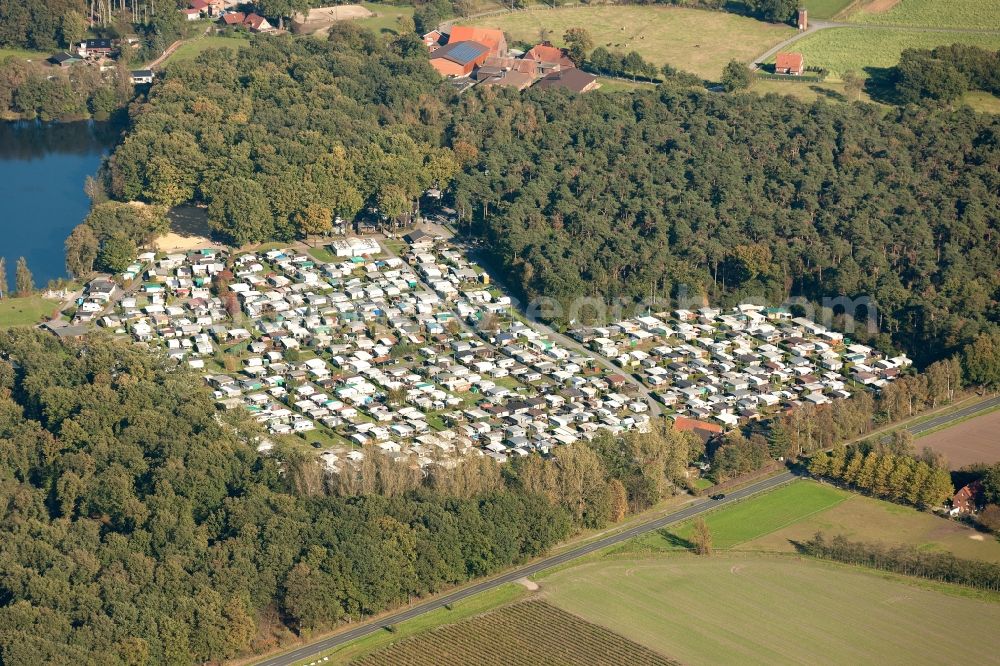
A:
543;555;1000;665
618;481;847;553
786;27;1000;77
917;408;1000;469
461;6;795;79
352;599;677;666
743;491;1000;562
849;0;1000;29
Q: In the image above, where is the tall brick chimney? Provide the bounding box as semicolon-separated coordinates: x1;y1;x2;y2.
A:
798;7;808;30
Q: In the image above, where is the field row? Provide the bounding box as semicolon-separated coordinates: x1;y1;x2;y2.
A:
352;599;678;665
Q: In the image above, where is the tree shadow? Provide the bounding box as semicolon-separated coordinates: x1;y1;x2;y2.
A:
863;66;903;105
656;529;694;550
809;85;846;102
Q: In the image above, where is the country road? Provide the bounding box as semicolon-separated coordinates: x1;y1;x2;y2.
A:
906;394;1000;437
753;18;1000;67
255;470;797;666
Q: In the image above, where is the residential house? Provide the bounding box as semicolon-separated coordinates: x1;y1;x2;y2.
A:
130;69;154;84
78;39;114;58
774;52;805;76
950;480;984;516
523;43;575;74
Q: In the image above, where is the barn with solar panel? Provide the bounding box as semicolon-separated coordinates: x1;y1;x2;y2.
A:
430;40;491;77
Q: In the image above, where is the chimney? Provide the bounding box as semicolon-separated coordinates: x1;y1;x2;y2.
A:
798;8;808;30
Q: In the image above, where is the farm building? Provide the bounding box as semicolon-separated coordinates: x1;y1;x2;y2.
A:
446;25;507;57
533;67;599;93
430;41;490;77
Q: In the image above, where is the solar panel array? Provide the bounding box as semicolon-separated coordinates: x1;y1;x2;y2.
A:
445;41;488;65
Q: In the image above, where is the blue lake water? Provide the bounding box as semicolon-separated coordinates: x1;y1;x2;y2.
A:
0;121;120;291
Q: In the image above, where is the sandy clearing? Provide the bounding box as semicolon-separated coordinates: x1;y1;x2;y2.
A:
292;5;373;35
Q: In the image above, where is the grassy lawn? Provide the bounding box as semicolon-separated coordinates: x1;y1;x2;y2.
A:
461;6;795;80
848;0;1000;29
751;77;866;104
0;47;47;61
786;27;1000;77
802;0;857;19
307;245;337;263
356;3;416;35
168;34;249;64
296;583;526;665
743;491;1000;562
961;90;1000;114
0;296;60;328
618;481;848;553
542;555;1000;665
596;77;658;93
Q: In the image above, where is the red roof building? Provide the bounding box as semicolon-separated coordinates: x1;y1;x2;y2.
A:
430;40;490;77
775;52;805;76
524;43;575;73
673;417;724;444
951;480;984;515
533;67;599;94
447;25;507;57
423;30;446;51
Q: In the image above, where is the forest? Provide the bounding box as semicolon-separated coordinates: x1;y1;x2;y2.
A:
0;330;703;663
108;28;455;245
448;87;1000;365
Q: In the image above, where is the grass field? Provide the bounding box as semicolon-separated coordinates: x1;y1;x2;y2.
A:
752;78;864;104
353;599;676;666
849;0;1000;29
355;3;415;35
916;408;1000;469
787;27;1000;77
168;34;249;64
543;555;1000;665
0;296;60;327
597;78;658;93
962;90;1000;114
743;490;1000;561
803;0;856;20
0;47;47;61
295;584;526;665
461;6;795;79
618;481;848;553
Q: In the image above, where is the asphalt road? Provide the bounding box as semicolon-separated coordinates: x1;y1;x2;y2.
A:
906;394;1000;436
256;470;797;666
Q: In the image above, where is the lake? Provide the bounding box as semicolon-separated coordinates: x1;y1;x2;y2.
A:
0;121;120;292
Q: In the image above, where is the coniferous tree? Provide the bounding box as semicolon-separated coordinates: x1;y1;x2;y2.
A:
14;257;33;296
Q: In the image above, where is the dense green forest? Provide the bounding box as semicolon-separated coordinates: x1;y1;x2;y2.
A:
108;28;455;245
449;88;1000;364
0;330;705;663
0;0;86;51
